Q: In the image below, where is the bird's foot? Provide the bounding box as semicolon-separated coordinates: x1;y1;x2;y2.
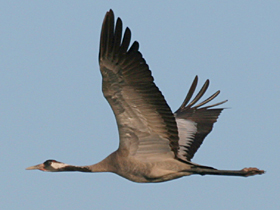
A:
241;167;265;177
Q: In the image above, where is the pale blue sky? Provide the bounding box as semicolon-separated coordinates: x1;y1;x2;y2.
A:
1;1;279;210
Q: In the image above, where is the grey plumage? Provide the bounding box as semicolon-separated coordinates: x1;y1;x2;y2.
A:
26;10;264;182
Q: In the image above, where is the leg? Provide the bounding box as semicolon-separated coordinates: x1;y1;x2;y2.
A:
183;167;265;177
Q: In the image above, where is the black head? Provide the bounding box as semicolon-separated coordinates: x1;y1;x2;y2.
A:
26;159;68;172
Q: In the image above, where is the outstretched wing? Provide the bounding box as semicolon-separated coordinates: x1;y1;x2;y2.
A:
99;10;178;160
175;76;227;161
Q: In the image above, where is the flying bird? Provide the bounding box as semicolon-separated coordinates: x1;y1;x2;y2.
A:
26;10;264;182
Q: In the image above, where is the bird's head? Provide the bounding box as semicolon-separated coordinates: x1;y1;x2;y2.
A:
26;159;69;172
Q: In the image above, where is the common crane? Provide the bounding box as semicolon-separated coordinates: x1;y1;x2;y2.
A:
26;10;264;182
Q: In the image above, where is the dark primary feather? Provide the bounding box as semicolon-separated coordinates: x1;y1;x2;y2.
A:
99;10;179;156
175;76;227;161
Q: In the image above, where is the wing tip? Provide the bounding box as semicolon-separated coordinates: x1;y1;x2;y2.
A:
176;76;227;113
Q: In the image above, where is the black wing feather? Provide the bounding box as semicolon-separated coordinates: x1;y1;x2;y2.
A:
175;77;227;161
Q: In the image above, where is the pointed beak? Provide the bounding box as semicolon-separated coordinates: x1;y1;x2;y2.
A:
26;163;45;171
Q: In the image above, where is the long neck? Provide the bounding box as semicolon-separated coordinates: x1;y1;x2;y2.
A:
58;165;92;172
58;154;116;173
